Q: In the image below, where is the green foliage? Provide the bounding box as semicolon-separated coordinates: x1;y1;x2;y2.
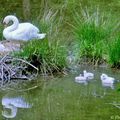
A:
0;24;4;40
108;36;120;67
14;39;67;74
73;9;119;65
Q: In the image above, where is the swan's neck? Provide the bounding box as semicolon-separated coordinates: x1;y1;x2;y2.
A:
3;17;19;40
6;17;19;32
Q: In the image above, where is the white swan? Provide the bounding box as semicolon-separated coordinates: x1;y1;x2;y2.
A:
2;97;32;118
3;15;46;41
75;74;87;85
100;73;115;89
100;73;115;84
83;70;94;80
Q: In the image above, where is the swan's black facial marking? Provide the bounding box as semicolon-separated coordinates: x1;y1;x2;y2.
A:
3;18;13;28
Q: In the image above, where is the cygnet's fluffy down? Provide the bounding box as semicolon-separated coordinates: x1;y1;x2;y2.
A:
83;70;94;80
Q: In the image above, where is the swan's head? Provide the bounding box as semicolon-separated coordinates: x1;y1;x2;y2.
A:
3;15;18;25
101;73;108;80
83;70;87;74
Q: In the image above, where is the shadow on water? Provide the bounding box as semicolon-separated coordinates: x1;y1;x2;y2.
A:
0;65;120;120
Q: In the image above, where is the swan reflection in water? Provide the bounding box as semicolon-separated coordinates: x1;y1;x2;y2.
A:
2;96;32;118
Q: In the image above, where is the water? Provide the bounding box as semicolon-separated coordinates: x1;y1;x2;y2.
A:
0;65;120;120
0;0;120;119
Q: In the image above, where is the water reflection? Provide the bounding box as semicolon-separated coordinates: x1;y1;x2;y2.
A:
2;96;32;118
102;82;114;89
100;73;115;89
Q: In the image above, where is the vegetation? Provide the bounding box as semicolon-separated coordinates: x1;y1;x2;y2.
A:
73;9;120;66
12;6;120;72
108;36;120;68
14;39;67;74
13;10;68;74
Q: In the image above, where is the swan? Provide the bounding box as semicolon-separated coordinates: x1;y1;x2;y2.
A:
3;15;46;41
100;73;115;84
83;70;94;80
2;96;32;118
75;74;87;85
100;73;115;89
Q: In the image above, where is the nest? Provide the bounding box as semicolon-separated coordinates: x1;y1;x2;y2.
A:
0;55;38;87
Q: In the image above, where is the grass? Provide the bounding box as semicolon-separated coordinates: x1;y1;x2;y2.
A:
1;0;120;72
0;24;4;40
12;6;120;72
14;39;67;74
73;8;120;66
108;36;120;68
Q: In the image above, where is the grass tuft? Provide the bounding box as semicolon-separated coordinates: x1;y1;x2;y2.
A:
73;8;120;65
14;39;67;74
108;36;120;68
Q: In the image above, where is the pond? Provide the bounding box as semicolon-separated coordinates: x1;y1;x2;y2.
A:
1;65;120;120
0;0;120;120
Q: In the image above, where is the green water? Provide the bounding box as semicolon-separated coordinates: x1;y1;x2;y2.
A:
1;65;120;120
1;0;120;120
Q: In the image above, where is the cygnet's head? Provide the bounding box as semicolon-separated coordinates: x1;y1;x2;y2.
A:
83;70;87;74
3;15;18;25
101;73;108;80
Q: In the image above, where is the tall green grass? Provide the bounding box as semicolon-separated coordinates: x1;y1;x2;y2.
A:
108;36;120;68
14;39;67;74
0;24;4;40
73;8;120;65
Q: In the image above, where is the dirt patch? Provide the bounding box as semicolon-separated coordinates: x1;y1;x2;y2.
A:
0;40;21;56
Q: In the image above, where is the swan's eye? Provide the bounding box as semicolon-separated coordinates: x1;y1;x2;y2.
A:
8;21;13;25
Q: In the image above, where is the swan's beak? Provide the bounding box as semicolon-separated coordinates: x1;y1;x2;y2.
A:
3;22;7;28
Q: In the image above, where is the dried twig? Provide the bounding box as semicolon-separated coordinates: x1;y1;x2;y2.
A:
0;55;39;87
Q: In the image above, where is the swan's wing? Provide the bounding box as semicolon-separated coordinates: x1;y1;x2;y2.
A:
19;23;40;33
11;23;40;40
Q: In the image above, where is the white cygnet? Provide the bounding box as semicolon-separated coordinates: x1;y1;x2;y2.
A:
75;74;87;85
83;70;94;80
100;73;115;89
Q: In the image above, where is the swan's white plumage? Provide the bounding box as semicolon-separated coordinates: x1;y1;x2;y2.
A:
83;70;94;80
75;74;87;84
3;15;46;41
100;73;115;89
100;73;115;84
